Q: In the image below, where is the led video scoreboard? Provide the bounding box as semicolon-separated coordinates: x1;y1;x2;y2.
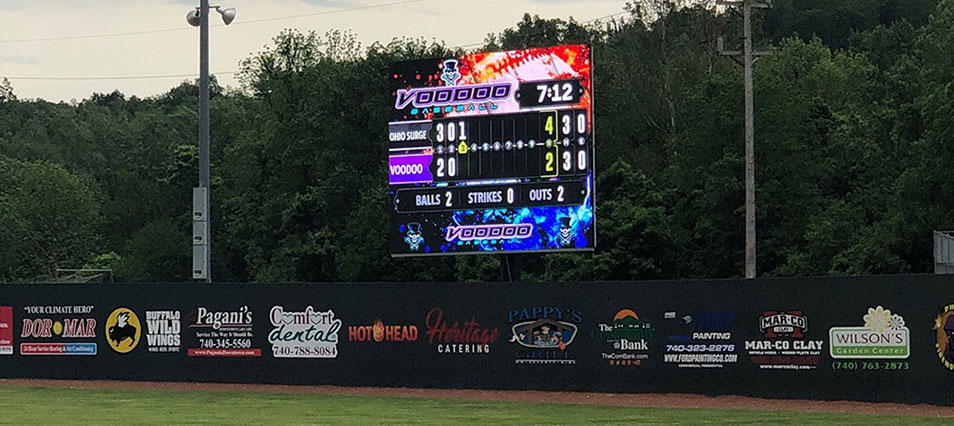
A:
388;44;595;256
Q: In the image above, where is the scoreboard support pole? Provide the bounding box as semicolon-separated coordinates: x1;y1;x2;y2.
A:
500;254;522;282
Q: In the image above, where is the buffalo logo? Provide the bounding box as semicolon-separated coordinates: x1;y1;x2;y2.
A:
105;307;141;354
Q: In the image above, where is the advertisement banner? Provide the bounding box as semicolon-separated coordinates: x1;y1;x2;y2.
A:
186;306;260;357
507;306;582;365
594;309;653;367
19;305;97;356
663;310;738;369
1;276;954;406
144;310;181;353
268;306;340;358
829;306;909;372
745;310;824;370
424;307;499;355
0;307;12;355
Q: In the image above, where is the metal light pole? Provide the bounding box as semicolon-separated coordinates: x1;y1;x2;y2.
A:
718;0;771;279
188;2;235;282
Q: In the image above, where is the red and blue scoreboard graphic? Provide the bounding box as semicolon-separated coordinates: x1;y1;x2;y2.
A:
388;44;596;256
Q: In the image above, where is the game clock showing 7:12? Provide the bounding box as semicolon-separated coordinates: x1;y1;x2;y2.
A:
387;44;595;256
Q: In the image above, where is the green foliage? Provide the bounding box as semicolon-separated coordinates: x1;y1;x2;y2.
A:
115;217;190;282
85;251;122;272
765;0;938;49
583;161;682;280
0;158;102;281
1;2;952;282
0;78;15;103
486;13;603;50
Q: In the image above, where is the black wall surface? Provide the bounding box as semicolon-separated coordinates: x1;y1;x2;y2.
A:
2;275;954;405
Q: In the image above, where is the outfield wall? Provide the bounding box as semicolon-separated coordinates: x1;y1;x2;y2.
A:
2;275;954;404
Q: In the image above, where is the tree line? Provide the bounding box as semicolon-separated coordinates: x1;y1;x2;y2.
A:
1;0;951;282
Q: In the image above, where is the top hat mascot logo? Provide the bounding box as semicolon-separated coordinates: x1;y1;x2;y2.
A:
441;59;461;87
558;217;575;248
405;222;424;251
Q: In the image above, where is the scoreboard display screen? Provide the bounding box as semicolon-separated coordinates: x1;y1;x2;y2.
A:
388;44;595;256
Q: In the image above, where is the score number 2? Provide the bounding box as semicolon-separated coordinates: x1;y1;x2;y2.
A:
436;157;457;178
545;150;557;175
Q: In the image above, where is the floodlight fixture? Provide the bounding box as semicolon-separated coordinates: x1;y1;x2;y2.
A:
217;7;236;25
185;5;236;27
186;9;200;27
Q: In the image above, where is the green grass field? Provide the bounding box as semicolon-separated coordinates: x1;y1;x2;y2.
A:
0;385;941;425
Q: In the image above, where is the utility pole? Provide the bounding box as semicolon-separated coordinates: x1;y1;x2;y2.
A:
717;0;772;279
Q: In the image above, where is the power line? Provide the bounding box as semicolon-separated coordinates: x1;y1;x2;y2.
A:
6;71;237;81
452;11;630;50
232;0;428;25
0;0;429;44
3;9;632;82
581;11;630;23
0;27;191;44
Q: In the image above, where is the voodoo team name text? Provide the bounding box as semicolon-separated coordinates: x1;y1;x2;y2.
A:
394;82;513;109
424;307;499;354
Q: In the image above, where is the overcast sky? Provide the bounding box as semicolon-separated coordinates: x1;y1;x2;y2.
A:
0;0;628;102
